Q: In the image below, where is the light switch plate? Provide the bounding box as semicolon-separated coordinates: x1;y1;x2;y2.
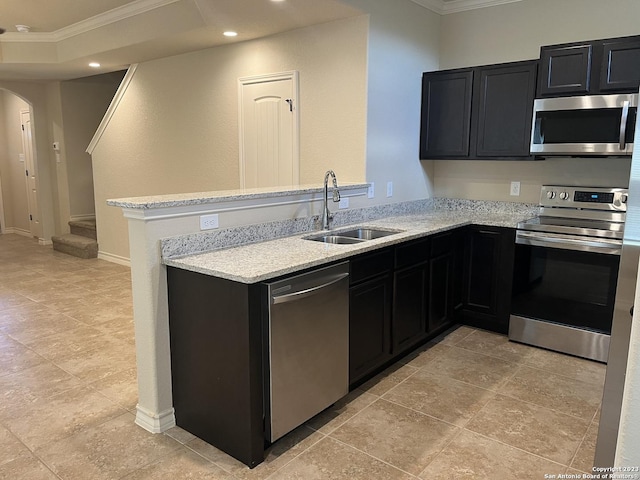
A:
386;181;393;198
339;197;349;209
510;181;521;196
368;183;375;199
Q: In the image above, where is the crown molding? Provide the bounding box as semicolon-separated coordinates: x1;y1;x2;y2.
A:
0;0;181;43
410;0;523;15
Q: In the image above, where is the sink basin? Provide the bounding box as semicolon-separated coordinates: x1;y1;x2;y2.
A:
306;235;365;244
335;228;398;240
305;227;403;244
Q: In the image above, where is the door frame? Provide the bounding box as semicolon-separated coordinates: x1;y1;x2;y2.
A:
0;172;5;234
20;108;41;239
237;71;300;189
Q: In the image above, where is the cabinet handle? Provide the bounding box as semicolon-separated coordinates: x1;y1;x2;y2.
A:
619;100;630;150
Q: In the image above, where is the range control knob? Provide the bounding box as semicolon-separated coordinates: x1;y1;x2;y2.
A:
559;191;570;200
546;191;556;199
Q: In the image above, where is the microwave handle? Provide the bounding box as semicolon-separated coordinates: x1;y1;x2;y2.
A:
620;100;630;150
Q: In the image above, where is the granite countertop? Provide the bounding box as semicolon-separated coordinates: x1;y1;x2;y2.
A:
163;207;534;284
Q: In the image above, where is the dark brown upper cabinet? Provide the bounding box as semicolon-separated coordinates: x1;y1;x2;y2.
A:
600;37;640;92
538;35;640;97
473;61;538;158
420;60;537;160
420;69;473;159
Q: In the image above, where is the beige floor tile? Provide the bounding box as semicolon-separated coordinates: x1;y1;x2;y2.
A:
4;385;126;450
418;344;520;390
421;429;564;479
330;399;460;475
22;324;107;361
501;366;602;419
36;412;181;480
465;394;590;465
0;308;85;344
0;424;31;467
522;348;607;388
305;389;377;434
433;325;477;345
52;339;136;382
570;420;599;473
123;446;235;479
0;333;46;377
383;369;496;426
357;362;419;397
189;424;324;480
455;329;537;363
0;453;59;480
88;367;138;410
0;362;85;419
399;341;451;368
267;436;414;480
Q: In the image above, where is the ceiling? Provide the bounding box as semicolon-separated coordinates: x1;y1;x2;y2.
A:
0;0;521;82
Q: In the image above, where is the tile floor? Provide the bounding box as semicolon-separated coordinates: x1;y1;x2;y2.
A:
0;233;606;479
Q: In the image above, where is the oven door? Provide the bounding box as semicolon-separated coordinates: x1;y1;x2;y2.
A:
511;234;620;335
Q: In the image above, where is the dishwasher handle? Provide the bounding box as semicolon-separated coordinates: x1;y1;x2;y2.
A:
272;272;349;305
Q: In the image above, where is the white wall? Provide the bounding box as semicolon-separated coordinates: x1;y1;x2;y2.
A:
60;72;124;221
344;0;440;203
433;0;640;203
92;16;370;260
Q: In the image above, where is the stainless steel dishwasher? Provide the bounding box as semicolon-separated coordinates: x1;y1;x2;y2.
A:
265;262;349;442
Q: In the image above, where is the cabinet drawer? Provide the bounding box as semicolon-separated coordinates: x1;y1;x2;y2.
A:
350;249;394;285
395;238;429;269
430;231;454;257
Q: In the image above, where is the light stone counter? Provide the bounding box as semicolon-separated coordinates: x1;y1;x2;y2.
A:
163;201;537;284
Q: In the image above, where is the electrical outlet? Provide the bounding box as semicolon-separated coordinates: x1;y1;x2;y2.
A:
510;181;521;196
339;197;349;209
368;183;375;199
386;181;393;198
200;214;219;230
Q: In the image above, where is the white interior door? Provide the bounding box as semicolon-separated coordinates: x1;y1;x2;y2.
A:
239;72;299;189
21;110;39;237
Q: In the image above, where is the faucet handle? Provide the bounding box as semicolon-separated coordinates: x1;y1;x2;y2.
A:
332;190;340;202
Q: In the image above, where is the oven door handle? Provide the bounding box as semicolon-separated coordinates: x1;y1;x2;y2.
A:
516;231;622;255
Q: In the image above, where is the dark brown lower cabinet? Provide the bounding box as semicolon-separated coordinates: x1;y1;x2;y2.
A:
167;266;264;468
462;225;515;334
349;249;393;385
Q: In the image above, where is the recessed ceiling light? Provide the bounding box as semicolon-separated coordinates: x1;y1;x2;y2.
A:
223;31;238;37
89;62;101;68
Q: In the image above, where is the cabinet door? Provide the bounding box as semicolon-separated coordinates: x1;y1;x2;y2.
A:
599;37;640;92
474;61;537;157
393;264;428;354
463;226;515;333
349;274;392;385
428;252;452;332
538;44;593;97
420;69;473;159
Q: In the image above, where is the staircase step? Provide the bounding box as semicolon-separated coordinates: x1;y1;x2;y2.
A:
69;219;97;240
52;234;98;259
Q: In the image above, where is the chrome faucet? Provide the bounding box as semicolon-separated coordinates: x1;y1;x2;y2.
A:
322;170;340;230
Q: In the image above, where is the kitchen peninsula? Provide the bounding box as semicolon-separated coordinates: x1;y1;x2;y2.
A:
108;184;537;467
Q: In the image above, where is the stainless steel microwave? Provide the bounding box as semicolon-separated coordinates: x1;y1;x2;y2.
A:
530;93;638;156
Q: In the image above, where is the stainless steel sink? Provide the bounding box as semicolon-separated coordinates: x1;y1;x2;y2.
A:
305;227;402;244
308;235;365;244
335;228;398;240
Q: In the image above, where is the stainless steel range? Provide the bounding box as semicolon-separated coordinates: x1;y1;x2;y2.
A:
509;185;628;362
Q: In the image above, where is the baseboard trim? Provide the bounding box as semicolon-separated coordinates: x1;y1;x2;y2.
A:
135;405;176;433
98;250;131;267
38;237;52;246
3;227;33;238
